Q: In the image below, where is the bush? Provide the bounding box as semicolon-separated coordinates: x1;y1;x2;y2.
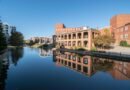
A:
43;44;48;47
76;48;86;51
120;41;128;46
91;47;97;51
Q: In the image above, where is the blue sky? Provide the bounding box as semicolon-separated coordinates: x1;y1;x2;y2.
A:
0;0;130;39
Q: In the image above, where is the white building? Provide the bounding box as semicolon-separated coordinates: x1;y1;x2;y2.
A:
30;37;53;44
2;23;16;43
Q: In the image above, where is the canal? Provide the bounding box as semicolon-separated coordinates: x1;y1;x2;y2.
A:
0;47;130;90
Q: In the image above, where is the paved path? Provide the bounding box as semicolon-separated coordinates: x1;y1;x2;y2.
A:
105;46;130;55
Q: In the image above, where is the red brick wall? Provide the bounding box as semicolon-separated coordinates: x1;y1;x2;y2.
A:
110;14;130;44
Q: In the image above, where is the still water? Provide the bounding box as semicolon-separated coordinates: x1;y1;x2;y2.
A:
0;47;130;90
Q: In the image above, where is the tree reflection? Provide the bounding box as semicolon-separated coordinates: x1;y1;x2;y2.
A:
0;52;9;90
92;57;114;71
10;47;24;66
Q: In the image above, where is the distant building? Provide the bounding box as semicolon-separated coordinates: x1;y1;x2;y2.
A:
55;24;99;50
2;23;17;43
30;37;52;44
2;24;9;43
110;14;130;44
10;26;16;34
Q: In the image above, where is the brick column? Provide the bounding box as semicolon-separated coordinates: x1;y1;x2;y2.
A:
76;33;78;47
81;32;84;47
88;30;92;50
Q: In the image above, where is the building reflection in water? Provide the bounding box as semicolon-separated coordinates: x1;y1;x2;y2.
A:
0;47;24;90
55;51;94;77
54;51;130;80
39;48;53;58
109;61;130;80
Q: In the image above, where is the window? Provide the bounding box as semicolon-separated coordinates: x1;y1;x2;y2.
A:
77;57;81;63
125;34;128;39
125;26;128;31
65;61;67;65
83;58;88;64
73;63;76;68
73;56;76;61
83;67;88;73
68;62;71;66
77;65;81;71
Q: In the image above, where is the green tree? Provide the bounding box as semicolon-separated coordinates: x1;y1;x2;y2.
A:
0;21;7;50
10;31;24;46
93;35;115;49
29;40;35;46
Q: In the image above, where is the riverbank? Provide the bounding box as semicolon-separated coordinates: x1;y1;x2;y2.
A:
0;46;23;55
30;44;43;48
0;49;7;55
8;46;23;49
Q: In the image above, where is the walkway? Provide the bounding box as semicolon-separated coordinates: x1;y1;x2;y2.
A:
106;46;130;55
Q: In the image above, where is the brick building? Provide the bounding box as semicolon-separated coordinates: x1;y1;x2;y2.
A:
110;14;130;44
55;24;99;50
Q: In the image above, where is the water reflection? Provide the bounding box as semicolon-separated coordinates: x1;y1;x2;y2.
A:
0;52;9;90
109;61;130;80
0;47;130;90
0;47;24;90
54;51;130;80
39;48;52;58
9;47;24;66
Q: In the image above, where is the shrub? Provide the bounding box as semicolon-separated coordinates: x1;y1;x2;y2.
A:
76;48;86;51
43;44;48;47
91;47;97;51
120;41;128;46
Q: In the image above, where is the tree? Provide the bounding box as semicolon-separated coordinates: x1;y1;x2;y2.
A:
93;35;115;49
28;40;35;46
10;31;24;46
0;21;7;50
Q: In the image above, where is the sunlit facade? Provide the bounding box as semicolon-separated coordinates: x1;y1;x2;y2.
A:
55;24;99;50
